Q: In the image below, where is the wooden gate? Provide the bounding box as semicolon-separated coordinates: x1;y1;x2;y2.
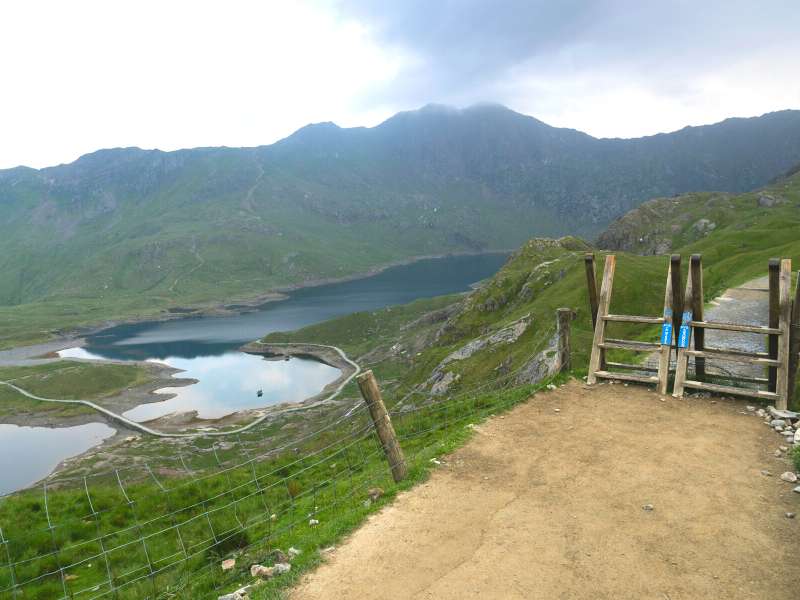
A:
672;257;794;409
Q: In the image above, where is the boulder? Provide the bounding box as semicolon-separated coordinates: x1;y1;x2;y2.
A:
221;558;236;571
251;564;274;578
219;586;250;600
758;194;786;208
769;407;799;420
780;472;798;483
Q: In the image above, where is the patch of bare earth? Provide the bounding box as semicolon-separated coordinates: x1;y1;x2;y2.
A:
290;380;797;600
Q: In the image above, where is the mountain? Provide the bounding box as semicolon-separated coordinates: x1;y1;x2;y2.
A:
2;104;800;347
266;168;800;406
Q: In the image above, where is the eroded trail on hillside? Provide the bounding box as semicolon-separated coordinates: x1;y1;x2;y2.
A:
290;381;797;600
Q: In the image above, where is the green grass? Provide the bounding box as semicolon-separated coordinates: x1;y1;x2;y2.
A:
0;368;568;599
0;361;151;420
4;172;800;597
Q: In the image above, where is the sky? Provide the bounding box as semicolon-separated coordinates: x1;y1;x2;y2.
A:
0;0;798;169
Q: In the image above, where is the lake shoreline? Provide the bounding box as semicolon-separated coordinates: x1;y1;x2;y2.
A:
20;249;511;350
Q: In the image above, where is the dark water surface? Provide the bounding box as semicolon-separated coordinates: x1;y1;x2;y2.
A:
10;253;507;495
60;253;508;421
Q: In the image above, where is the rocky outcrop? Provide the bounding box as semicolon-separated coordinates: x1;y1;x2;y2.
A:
425;315;531;395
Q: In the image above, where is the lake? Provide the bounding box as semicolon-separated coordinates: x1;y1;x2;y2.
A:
60;253;508;422
0;423;115;496
0;253;507;495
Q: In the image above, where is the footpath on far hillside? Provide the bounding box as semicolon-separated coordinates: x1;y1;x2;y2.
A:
289;380;798;600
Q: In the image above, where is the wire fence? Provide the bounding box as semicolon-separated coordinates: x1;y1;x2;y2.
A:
0;321;560;600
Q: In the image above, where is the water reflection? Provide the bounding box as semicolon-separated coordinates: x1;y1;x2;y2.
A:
60;348;341;422
60;253;507;421
0;423;115;495
77;253;508;360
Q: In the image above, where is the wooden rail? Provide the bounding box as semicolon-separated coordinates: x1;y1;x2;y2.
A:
586;253;799;408
587;254;676;391
673;257;793;409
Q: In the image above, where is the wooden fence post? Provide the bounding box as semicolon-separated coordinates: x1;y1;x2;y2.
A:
787;271;800;409
670;255;684;333
657;259;676;395
557;308;575;373
768;258;780;392
584;254;600;328
357;370;408;483
690;254;705;381
585;253;606;369
587;255;616;384
672;260;695;398
776;259;792;410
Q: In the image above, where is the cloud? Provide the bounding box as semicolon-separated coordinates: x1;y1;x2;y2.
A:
336;0;800;136
1;1;797;167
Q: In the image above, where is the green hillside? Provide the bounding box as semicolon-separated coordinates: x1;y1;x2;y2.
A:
2;105;800;347
3;171;800;599
267;169;800;407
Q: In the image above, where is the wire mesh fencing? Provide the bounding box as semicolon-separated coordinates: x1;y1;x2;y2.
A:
0;321;561;600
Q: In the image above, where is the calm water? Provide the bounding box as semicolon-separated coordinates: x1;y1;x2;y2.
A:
0;423;115;496
60;253;508;421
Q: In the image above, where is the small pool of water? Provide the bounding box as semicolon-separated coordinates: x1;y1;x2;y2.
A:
0;423;115;496
60;347;341;421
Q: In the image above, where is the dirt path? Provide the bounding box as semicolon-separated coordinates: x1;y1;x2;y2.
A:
290;380;798;600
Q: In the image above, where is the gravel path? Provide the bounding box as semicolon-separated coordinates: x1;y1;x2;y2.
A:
290;381;798;600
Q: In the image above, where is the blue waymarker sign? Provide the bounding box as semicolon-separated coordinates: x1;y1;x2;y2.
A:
660;323;673;345
677;325;691;348
677;310;693;348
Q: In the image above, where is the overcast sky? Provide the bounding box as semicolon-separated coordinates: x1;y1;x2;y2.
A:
1;0;798;169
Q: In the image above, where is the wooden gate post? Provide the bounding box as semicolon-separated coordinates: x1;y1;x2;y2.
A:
787;271;800;408
672;260;696;397
557;308;575;373
584;253;605;369
584;254;600;327
768;259;780;392
357;370;408;483
670;255;684;333
776;259;792;410
657;258;677;395
587;255;616;384
690;255;705;380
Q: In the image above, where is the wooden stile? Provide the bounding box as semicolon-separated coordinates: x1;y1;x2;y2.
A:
587;254;671;390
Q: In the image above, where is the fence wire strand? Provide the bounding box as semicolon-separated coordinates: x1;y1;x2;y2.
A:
0;320;561;600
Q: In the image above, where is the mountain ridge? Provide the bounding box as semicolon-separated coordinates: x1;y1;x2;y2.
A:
5;104;799;172
2;103;800;347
